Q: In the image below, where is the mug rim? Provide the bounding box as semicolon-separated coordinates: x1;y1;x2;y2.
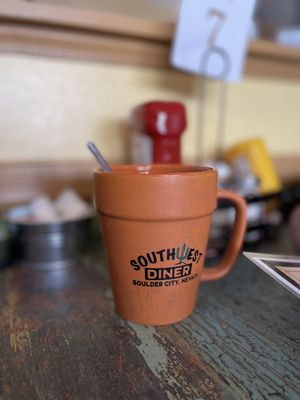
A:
94;164;215;177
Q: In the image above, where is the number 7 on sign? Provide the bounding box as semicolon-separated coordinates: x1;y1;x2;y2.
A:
207;9;225;46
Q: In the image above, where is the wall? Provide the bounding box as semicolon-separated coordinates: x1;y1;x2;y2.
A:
0;53;299;164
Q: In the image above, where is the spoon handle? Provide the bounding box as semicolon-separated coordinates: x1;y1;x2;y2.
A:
87;142;112;172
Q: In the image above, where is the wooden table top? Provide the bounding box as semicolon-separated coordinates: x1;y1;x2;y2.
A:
0;232;299;400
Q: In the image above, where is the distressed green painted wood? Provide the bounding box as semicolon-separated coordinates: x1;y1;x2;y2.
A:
0;233;299;400
175;260;299;399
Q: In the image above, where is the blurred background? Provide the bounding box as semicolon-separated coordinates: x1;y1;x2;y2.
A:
0;0;299;167
1;0;300;267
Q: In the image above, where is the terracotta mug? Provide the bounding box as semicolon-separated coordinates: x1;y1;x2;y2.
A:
94;164;247;326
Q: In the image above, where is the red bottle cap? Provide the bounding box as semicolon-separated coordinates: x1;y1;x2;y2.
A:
131;101;186;163
142;101;186;137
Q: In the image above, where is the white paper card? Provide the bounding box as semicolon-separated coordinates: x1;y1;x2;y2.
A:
244;252;300;298
171;0;256;82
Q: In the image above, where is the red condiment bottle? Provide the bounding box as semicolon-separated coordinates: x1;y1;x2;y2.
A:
130;101;186;163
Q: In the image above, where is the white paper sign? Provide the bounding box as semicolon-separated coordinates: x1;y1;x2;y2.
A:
171;0;256;82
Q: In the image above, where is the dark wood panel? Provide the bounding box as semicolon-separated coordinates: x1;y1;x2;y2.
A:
0;0;173;42
0;23;170;69
0;156;299;210
0;160;97;209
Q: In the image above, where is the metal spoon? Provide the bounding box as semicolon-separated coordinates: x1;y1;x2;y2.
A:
87;142;112;172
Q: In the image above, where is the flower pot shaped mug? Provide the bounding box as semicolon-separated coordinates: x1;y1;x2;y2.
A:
94;164;247;326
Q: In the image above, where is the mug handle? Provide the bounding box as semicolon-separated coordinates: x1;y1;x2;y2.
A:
201;189;247;282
